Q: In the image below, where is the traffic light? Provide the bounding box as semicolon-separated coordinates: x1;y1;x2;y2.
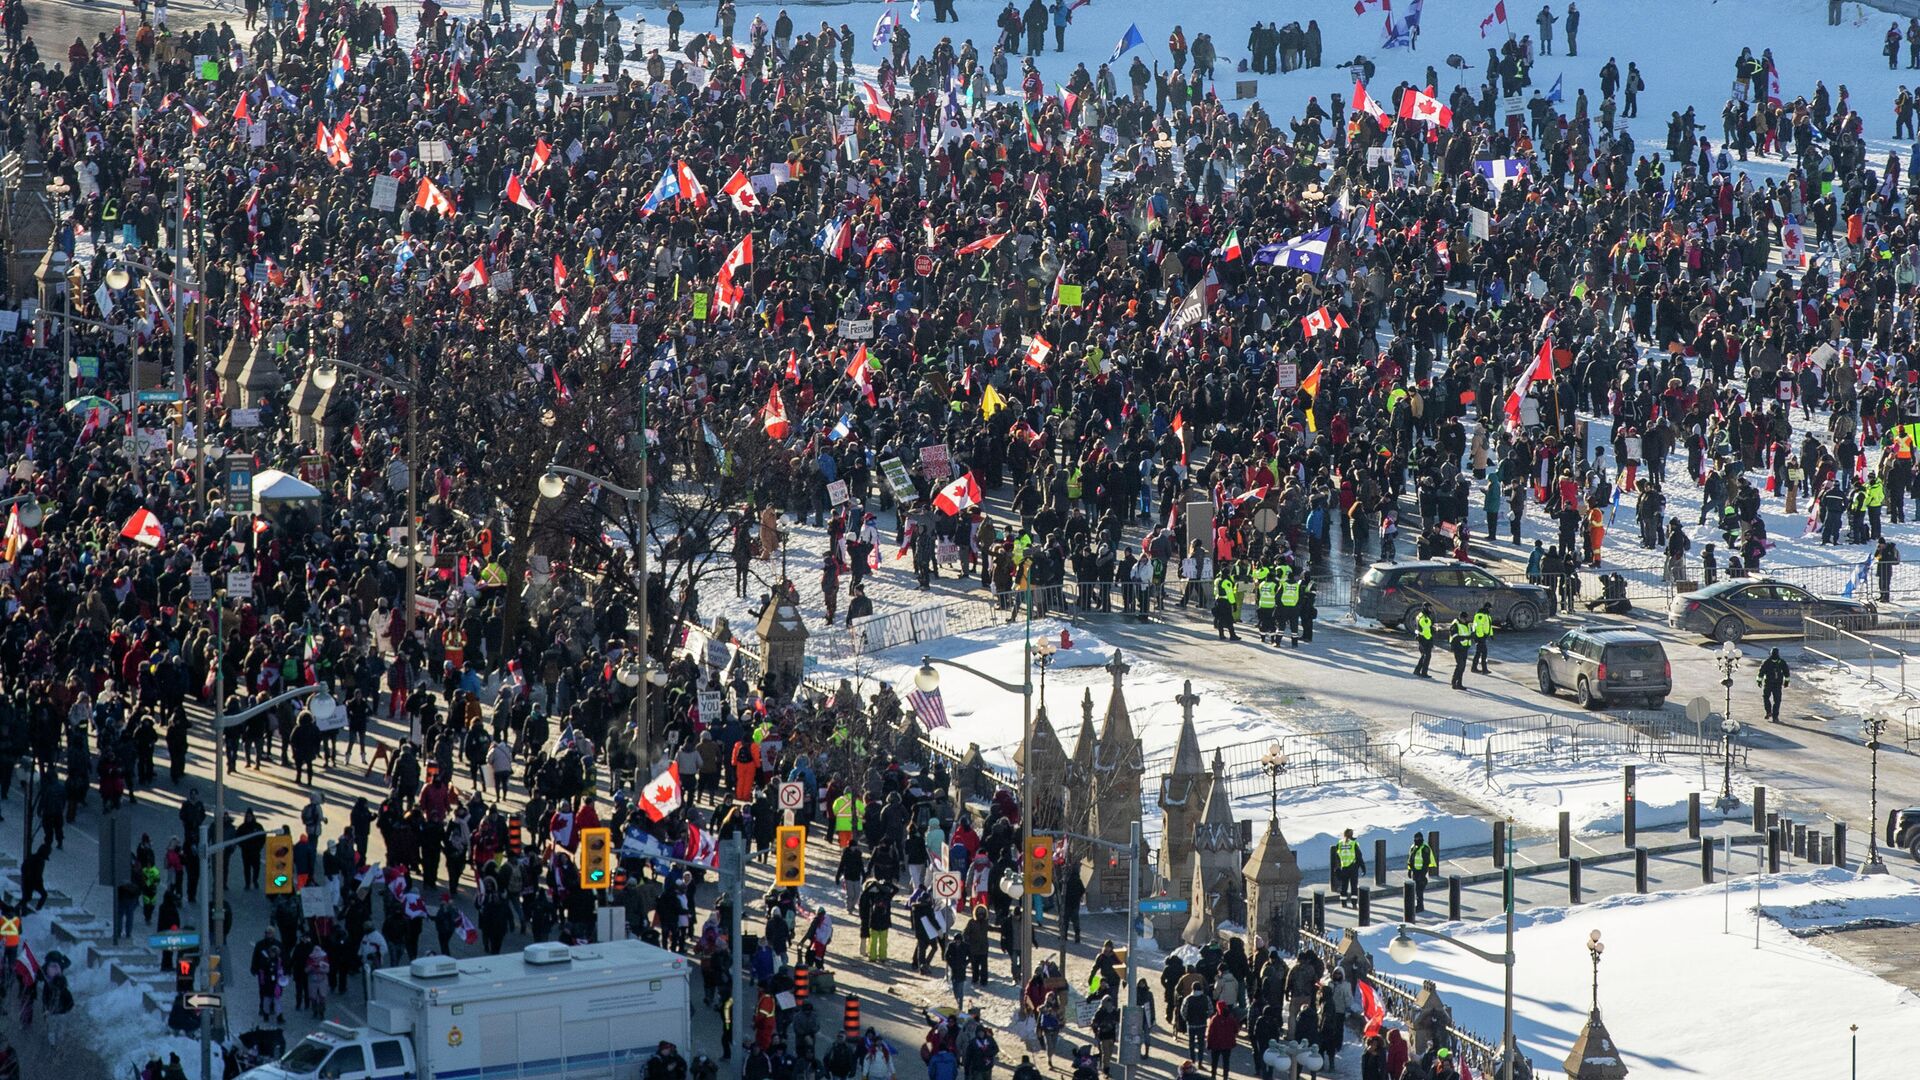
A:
206;955;220;990
774;826;807;887
507;813;523;857
176;958;196;995
578;827;612;890
1023;835;1055;897
264;835;295;895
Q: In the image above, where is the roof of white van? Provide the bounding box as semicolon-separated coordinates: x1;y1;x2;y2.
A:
373;939;689;1003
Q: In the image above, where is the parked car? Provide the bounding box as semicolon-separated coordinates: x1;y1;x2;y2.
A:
1665;577;1875;643
1353;560;1551;631
1536;627;1672;709
1887;808;1920;862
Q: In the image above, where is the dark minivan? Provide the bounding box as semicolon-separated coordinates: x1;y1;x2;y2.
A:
1536;627;1671;709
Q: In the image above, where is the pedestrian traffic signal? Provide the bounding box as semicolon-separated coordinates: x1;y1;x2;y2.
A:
774;825;807;887
264;835;295;895
578;827;612;890
1023;836;1055;897
176;958;196;995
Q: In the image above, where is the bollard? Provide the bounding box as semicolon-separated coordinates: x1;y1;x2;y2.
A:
1634;847;1649;893
1447;876;1462;921
1328;846;1340;889
1700;837;1715;883
1375;838;1389;887
1403;881;1417;923
1357;888;1372;928
844;996;862;1039
1793;823;1807;860
1558;811;1571;858
1836;822;1848;867
1312;892;1326;930
1753;786;1767;832
1568;858;1583;904
1624;765;1638;849
1767;827;1782;873
1492;820;1507;868
1688;793;1701;839
1821;833;1834;866
1430;831;1442;863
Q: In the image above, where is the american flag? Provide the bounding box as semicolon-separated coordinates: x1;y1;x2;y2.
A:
906;687;949;729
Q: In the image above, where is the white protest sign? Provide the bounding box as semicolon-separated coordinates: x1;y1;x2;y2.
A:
371;175;400;212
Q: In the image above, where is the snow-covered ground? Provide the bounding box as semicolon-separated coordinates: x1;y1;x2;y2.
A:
1355;868;1920;1080
829;621;1493;870
1397;711;1747;834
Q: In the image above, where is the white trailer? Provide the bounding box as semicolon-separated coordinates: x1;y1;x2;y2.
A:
241;939;691;1080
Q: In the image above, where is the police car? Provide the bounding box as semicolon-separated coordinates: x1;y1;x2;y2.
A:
1665;577;1875;643
1352;560;1552;631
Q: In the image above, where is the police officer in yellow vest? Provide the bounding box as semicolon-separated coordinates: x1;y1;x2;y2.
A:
1333;828;1365;908
1412;603;1436;677
1278;569;1302;647
1865;474;1885;540
1448;613;1475;689
0;907;18;993
1470;602;1494;674
1252;564;1277;643
1407;831;1436;912
1213;570;1241;641
832;790;865;847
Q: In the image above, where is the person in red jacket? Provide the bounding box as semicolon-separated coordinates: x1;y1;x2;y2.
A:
1204;1001;1240;1079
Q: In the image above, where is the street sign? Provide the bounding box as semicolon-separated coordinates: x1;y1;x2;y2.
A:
930;870;963;902
1686;696;1713;724
137;389;183;403
184;992;223;1010
149;930;200;950
914;254;933;276
1137;898;1189;914
777;782;805;811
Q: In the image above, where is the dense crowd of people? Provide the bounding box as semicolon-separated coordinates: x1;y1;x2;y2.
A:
0;0;1912;1074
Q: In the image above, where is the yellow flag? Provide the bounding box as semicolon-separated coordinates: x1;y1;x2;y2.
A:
980;384;1007;419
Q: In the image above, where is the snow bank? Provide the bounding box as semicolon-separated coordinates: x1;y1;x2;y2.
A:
1355;869;1920;1080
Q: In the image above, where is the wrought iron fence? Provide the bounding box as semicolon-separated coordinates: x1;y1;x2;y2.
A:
1297;927;1534;1080
1140;728;1404;813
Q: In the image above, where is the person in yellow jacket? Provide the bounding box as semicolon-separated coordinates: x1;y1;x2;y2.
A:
1212;571;1241;641
1470;602;1494;674
1412;603;1436;677
832;791;865;847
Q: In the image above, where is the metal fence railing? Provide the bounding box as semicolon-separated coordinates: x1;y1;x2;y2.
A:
1410;709;1747;781
1802;615;1917;700
1297;927;1534;1080
1140;728;1405;811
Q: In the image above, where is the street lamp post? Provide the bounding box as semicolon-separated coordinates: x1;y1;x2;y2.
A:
541;465;653;777
1260;744;1289;823
1586;929;1604;1012
1386;862;1518;1080
1716;716;1739;811
200;681;337;1080
1862;715;1889;875
314;356;421;640
1716;640;1740;730
915;648;1037;984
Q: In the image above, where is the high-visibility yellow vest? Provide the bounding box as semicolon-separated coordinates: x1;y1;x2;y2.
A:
1415;613;1434;640
1335;840;1358;867
1472;612;1492;637
0;917;18;946
1257;581;1278;608
1280;582;1301;607
1408;843;1435;872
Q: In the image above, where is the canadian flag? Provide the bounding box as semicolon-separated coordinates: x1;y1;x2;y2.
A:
416;177;456;217
553;253;569;290
121;508;165;548
1352;80;1391;129
529;138;553;174
503;172;539;211
762;385;791;439
721;168;759;211
1435;238;1452;271
639;762;686;821
1023;334;1053;369
454;910;480;945
403;892;428;920
674;160;709;210
1398;87;1453;127
186;102;210;132
846;345;877;404
955;231;1009;256
1504;338;1556;430
714;233;753;313
859;80;894;122
1300;307;1348;339
1479;0;1507;37
933;471;982;516
452;256;489;294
